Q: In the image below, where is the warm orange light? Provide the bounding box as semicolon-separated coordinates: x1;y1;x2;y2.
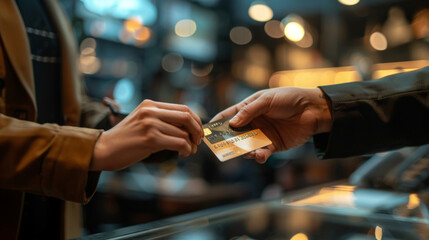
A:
270;60;429;89
290;233;309;240
412;9;429;39
269;66;361;88
133;26;151;46
244;64;270;88
334;70;360;84
375;226;383;240
124;17;142;33
407;193;420;209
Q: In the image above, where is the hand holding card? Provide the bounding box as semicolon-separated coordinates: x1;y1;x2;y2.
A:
202;118;272;162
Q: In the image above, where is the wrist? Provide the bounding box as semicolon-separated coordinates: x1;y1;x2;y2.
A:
91;132;107;171
311;88;333;134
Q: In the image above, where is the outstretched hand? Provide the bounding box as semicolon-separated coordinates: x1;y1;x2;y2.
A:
212;87;332;163
91;100;204;171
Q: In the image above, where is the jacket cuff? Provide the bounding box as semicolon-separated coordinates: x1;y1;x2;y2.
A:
41;126;102;203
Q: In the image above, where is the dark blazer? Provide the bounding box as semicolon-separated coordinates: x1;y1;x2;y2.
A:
314;66;429;159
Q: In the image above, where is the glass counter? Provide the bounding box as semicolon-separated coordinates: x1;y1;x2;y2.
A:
79;183;429;240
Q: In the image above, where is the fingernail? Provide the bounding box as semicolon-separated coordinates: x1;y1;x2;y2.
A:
229;115;240;125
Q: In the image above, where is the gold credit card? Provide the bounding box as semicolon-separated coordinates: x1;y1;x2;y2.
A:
202;118;272;162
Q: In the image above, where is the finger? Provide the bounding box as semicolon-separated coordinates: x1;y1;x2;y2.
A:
211;92;263;122
152;128;194;157
154;108;203;145
253;148;273;164
154;134;193;158
242;151;256;159
103;97;121;112
229;94;270;127
151;101;203;130
211;104;241;122
192;144;198;154
155;118;190;139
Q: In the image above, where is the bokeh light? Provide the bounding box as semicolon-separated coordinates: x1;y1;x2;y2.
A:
79;55;100;74
248;2;273;22
230;26;252;45
124;16;142;33
114;78;135;103
80;37;97;51
90;20;106;37
79;37;100;74
375;226;383;240
284;22;305;42
191;63;214;77
290;233;309;240
295;32;313;48
175;19;197;37
370;32;388;51
264;20;284;39
338;0;360;6
412;9;429;39
162;53;184;72
133;26;152;45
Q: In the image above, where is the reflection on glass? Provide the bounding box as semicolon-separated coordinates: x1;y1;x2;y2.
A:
244;205;269;235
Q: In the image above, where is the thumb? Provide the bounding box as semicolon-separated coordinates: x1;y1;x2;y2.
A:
229;98;267;127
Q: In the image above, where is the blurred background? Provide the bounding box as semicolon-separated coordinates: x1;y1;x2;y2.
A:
58;0;429;235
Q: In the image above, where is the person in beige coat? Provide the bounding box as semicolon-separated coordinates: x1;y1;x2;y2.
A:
0;0;204;239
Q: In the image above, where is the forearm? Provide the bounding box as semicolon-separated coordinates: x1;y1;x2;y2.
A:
314;66;429;159
0;114;102;203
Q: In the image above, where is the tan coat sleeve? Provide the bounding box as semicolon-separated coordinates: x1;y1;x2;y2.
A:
0;114;102;203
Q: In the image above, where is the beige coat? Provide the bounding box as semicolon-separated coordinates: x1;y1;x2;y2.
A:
0;0;105;239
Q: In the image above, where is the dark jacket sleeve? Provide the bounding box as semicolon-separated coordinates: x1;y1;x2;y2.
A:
314;66;429;159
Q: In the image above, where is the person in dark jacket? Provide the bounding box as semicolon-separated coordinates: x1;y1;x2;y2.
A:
212;66;429;163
